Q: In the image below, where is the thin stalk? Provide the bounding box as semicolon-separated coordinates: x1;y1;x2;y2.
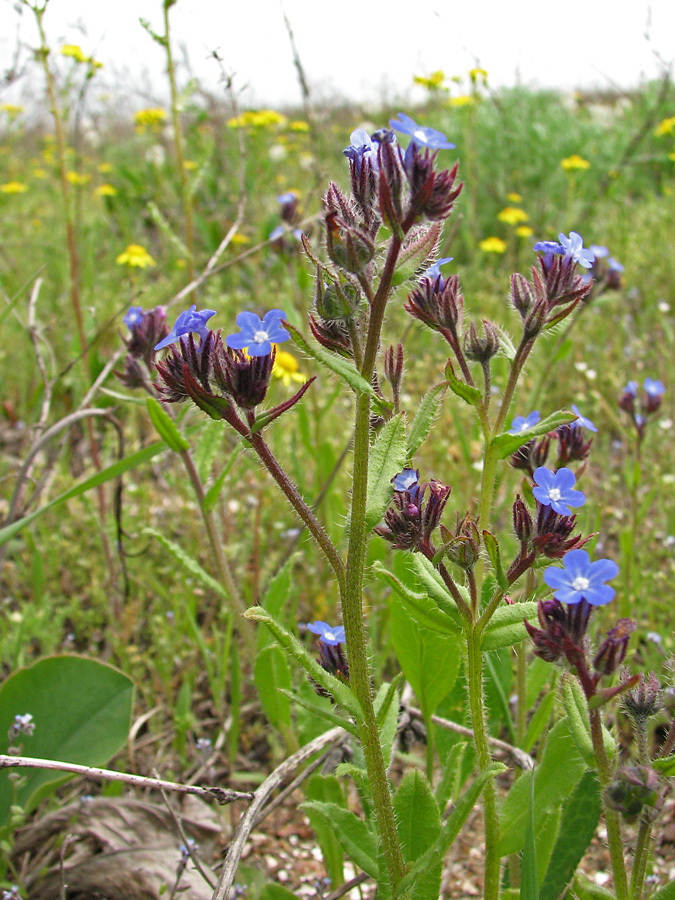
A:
590;708;629;900
179;449;256;659
493;336;536;436
163;0;195;290
630;817;652;900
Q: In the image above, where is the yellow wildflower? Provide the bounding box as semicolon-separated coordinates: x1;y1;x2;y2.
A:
469;68;488;81
561;155;591;171
272;350;306;387
227;109;287;129
479;237;507;254
229;233;251;246
183;160;198;170
413;70;447;91
669;152;675;162
0;104;24;117
98;162;113;173
175;258;186;269
507;192;522;203
134;108;167;134
516;226;534;238
66;171;91;186
61;44;87;63
448;95;475;108
95;183;118;197
116;244;156;268
498;207;529;225
32;168;48;179
288;120;310;132
0;181;28;194
655;117;675;137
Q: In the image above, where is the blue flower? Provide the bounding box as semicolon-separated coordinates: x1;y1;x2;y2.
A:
644;378;665;397
543;548;619;606
533;240;565;267
390;113;455;152
343;128;380;173
508;410;540;435
277;191;296;205
533;466;586;516
624;381;639;397
225;309;290;357
307;621;346;646
558;232;595;269
571;404;598;432
423;257;453;285
391;468;420;493
155;305;217;351
123;306;145;329
608;257;624;272
589;245;609;259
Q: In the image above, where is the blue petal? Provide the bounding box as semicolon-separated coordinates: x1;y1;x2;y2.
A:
247;341;272;357
236;311;262;332
225;333;251;350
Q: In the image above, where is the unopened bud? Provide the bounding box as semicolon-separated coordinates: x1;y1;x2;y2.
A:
464;319;500;363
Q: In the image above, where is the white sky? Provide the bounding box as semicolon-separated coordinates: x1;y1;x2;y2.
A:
1;0;674;108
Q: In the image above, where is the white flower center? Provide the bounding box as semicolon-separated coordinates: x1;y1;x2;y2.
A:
324;631;335;642
414;129;428;143
572;576;590;592
548;488;562;501
253;329;269;344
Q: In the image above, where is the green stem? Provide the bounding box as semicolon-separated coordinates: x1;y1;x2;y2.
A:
163;1;195;290
590;708;628;900
630;816;652;900
466;628;501;900
493;337;536;436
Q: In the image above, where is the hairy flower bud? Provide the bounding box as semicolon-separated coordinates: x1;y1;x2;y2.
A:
621;670;663;725
383;343;404;405
405;273;465;341
524;597;592;664
510;273;535;319
593;618;636;677
315;276;360;321
308;313;352;357
403;144;462;223
464;319;500;363
605;766;660;823
324;210;375;274
555;423;593;468
512;495;533;545
510;436;551;476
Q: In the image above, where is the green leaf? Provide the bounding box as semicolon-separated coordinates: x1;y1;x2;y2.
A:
305;775;346;888
145;396;190;452
490;410;576;460
284;688;358;738
254;646;292;731
481;601;538;651
0;439;168;547
524;690;557;753
0;657;134;826
560;672;615;766
193;418;224;482
203;444;243;514
482;531;508;590
434;741;467;812
573;873;616;900
484;649;516;743
259;885;302;900
374;681;400;769
393;771;442;900
498;718;587;857
366;415;407;531
445;363;483;409
540;771;601;900
648;882;675;900
390;600;460;717
407;383;447;457
395;763;505;896
286;323;387;409
258;559;293;651
521;765;539;900
300;801;379;879
143;527;229;602
372;563;460;636
243;607;361;718
652;754;675;775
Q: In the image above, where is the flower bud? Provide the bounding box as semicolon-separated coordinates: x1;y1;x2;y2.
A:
512;494;533;545
384;343;404;403
621;670;663;725
464;319;500;363
593;618;636;677
605;766;660;823
510;273;535;319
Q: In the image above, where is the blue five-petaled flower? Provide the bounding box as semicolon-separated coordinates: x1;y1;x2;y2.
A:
508;410;540;435
423;257;454;285
343;129;380;173
225;309;290;357
390;113;455;168
544;549;619;606
558;232;595;269
532;466;586;516
308;621;346;646
644;378;666;397
155;304;217;351
571;404;598;432
124;306;144;329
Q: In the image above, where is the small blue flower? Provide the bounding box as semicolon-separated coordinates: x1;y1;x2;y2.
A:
225;309;290;357
155;304;217;351
277;191;296;205
423;257;453;284
644;378;665;397
390;113;455;152
571;404;598;432
391;468;420;493
508;410;540;435
543;548;619;606
307;621;346;646
533;240;565;267
343;128;380;173
624;381;639;397
608;257;624;272
589;245;609;259
533;467;586;516
123;306;144;329
558;232;595;269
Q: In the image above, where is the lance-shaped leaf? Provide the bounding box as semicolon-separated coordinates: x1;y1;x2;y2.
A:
482;530;508;590
393;770;442;900
365;414;408;531
481;600;538;651
146;396;189;452
243;607;361;718
254;645;292;731
300;801;379;879
491;409;577;460
143;527;229;602
445;359;483;409
372;563;461;636
407;382;447;457
560;672;615;766
250;377;316;433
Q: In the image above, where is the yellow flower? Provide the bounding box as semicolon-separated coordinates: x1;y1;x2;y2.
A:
469;68;488;81
515;225;534;238
66;171;91;185
183;159;198;170
413;70;447;91
479;237;507;254
32;168;48;179
448;95;475;107
116;243;156;268
95;183;118;196
0;104;23;117
497;207;529;225
229;233;251;246
507;192;522;203
288;120;310;132
668;151;675;162
97;162;113;173
134;108;167;133
655;117;675;137
272;350;306;387
1;181;28;194
227;109;287;129
561;154;591;171
61;44;87;63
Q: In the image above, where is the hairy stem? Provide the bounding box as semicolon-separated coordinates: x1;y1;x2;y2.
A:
590;708;628;900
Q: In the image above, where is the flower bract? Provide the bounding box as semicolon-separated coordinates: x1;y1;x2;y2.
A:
155;305;216;351
226;310;290;357
533;466;586;516
544;548;619;606
509;410;540;434
307;621;346;646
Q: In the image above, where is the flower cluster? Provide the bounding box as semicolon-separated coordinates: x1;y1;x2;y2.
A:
619;377;666;438
307;621;349;690
375;469;450;553
510;410;595;477
116;305;169;388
